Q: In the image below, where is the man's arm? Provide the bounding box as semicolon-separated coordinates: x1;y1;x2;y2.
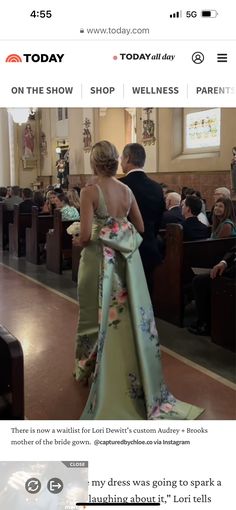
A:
210;243;236;279
210;260;227;279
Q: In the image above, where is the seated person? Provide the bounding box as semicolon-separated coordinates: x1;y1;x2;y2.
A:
208;187;231;224
182;195;210;241
211;197;236;239
161;192;184;227
189;243;236;335
45;190;57;214
4;185;23;210
0;187;7;202
19;188;34;213
182;188;209;226
33;191;50;214
193;190;209;226
160;182;169;199
54;193;80;221
66;189;80;211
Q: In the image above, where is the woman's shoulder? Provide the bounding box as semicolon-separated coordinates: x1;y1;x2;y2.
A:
115;178;129;190
114;179;132;198
218;220;236;237
80;183;98;196
223;218;236;226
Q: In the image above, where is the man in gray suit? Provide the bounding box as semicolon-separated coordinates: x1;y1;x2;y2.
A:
4;186;23;210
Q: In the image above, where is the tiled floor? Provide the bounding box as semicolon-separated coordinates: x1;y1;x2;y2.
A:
1;249;235;383
0;261;235;420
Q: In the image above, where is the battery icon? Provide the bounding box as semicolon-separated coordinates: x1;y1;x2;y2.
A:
201;10;218;17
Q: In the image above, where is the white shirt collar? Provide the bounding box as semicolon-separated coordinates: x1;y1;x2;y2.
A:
168;205;180;211
125;168;144;176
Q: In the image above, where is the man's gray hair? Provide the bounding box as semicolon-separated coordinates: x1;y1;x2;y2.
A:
166;192;181;206
122;143;146;168
214;187;231;198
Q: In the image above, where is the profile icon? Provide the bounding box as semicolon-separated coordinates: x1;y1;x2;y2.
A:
192;51;204;64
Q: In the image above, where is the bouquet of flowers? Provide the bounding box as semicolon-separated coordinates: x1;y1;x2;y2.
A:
67;222;80;236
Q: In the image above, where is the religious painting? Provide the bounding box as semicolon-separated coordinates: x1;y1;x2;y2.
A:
185;108;221;149
21;119;38;169
142;108;156;146
22;122;35;159
83;117;92;152
40;131;48;156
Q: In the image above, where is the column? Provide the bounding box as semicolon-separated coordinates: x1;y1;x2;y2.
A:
8;112;17;185
68;108;85;175
0;108;10;186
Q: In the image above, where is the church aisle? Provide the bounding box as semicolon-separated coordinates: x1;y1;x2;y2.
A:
0;264;235;420
0;264;87;420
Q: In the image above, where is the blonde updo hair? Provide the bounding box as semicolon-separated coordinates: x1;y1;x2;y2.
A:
90;141;119;177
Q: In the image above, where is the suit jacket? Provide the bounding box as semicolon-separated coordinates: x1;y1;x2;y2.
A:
4;196;23;211
161;206;184;228
19;199;34;214
120;171;165;267
223;243;236;278
183;216;210;241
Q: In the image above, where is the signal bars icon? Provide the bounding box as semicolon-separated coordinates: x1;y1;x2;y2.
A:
170;11;182;18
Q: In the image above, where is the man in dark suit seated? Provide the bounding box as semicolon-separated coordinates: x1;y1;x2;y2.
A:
119;143;165;298
189;244;236;335
161;192;184;228
182;195;209;241
19;188;34;213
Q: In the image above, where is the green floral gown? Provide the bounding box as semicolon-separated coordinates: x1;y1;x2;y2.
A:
75;185;203;420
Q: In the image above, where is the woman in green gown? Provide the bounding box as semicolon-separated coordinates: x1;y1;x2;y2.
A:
74;141;203;420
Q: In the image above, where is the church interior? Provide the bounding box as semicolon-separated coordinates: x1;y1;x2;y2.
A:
0;107;235;420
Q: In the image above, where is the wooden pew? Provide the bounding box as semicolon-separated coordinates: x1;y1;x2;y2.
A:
8;205;32;257
0;324;24;419
0;202;14;249
211;277;236;352
46;209;74;274
153;223;235;327
26;207;53;264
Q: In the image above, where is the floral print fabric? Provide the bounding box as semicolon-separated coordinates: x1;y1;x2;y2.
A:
75;185;203;420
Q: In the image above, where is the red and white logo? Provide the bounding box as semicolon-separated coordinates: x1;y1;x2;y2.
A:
5;54;22;62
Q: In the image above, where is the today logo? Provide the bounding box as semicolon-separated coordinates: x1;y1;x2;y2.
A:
119;53;175;61
5;53;64;63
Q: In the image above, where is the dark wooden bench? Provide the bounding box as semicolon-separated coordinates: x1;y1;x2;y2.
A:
72;244;82;282
0;202;14;250
211;277;236;351
26;207;53;264
46;209;74;274
153;223;235;327
8;205;32;257
0;324;24;419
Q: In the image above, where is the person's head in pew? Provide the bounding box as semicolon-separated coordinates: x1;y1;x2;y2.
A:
182;195;202;218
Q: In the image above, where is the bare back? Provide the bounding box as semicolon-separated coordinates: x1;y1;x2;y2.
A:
93;177;131;218
78;177;144;245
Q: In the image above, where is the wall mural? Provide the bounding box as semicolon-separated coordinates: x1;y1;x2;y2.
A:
21;119;38;169
23;123;35;159
40;131;48;156
83;117;92;152
142;108;156;146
